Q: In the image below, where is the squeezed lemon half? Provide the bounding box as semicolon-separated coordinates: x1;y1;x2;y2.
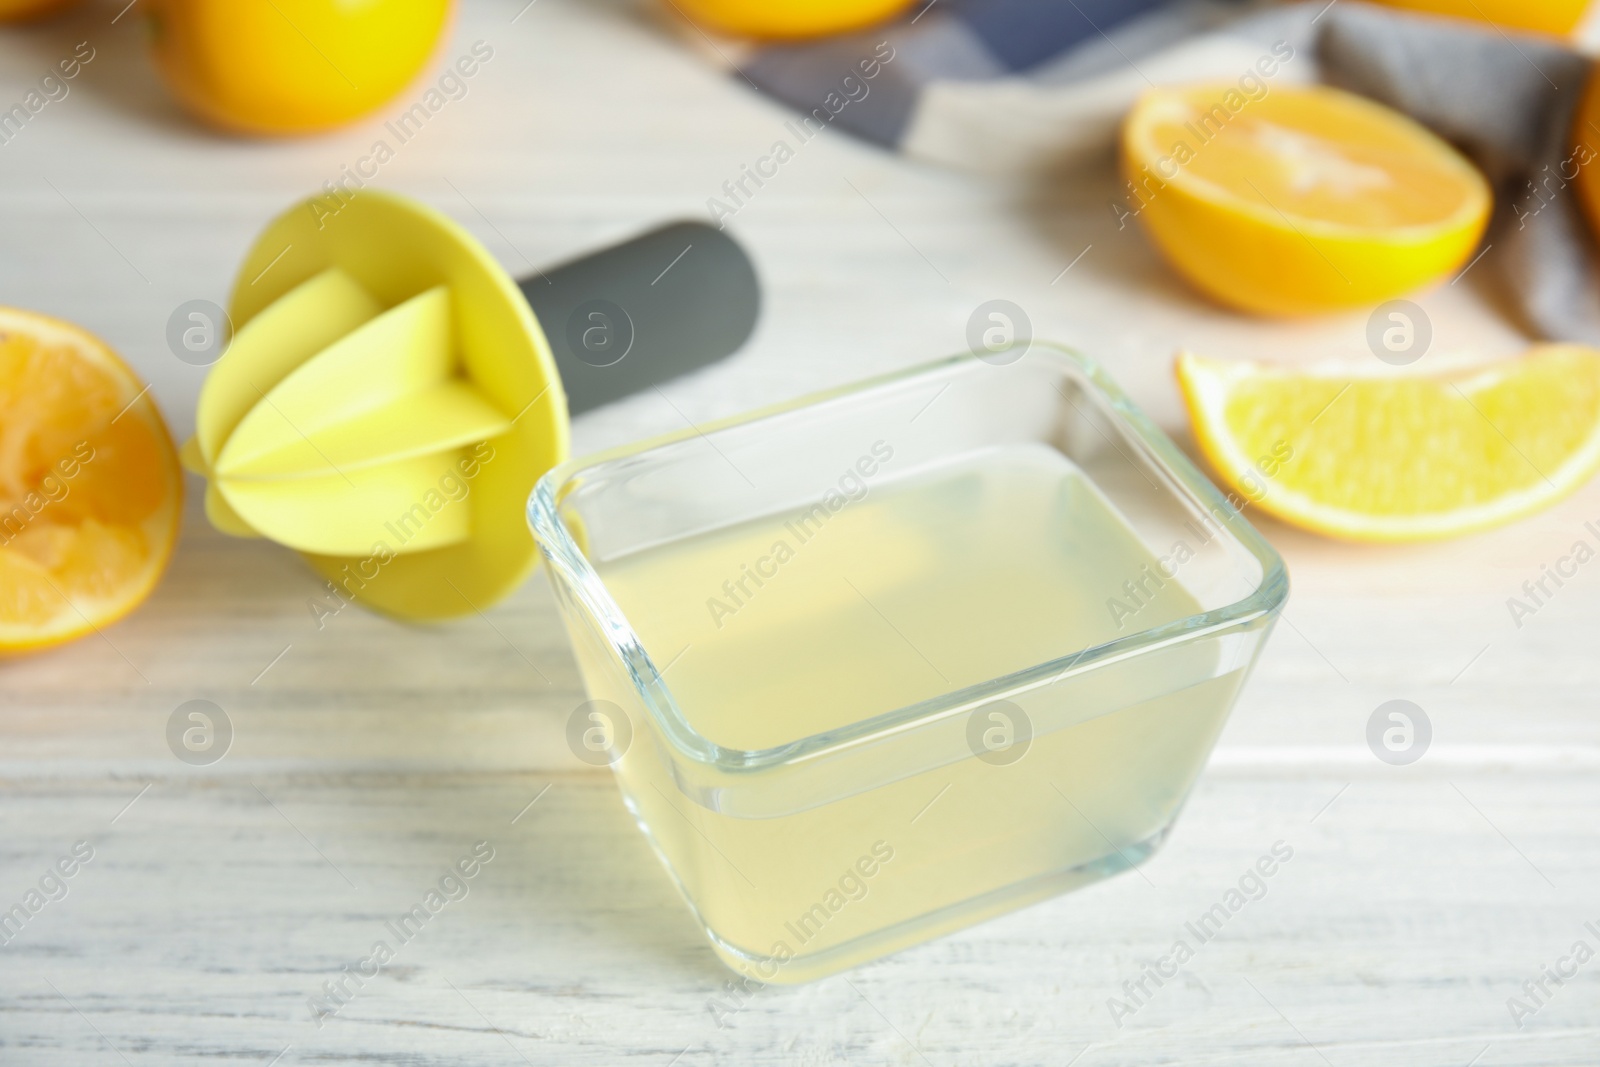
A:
0;308;182;652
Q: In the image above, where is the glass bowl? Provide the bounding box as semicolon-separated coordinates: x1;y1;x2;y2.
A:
528;344;1288;984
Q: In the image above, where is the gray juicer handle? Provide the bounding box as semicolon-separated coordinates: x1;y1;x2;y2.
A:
518;221;761;415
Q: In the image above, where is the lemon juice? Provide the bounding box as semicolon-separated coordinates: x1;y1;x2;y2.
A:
582;442;1247;979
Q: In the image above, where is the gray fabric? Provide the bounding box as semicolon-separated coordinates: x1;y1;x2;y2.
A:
1221;2;1330;66
1312;2;1600;343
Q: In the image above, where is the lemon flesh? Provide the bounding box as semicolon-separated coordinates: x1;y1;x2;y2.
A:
1123;84;1491;316
1177;346;1600;541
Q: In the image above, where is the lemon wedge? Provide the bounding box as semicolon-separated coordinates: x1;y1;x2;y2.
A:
1176;346;1600;540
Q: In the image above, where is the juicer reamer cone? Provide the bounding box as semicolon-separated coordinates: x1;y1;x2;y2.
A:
182;190;569;621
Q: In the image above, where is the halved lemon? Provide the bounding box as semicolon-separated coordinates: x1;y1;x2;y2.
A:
0;308;182;653
1176;346;1600;541
1122;83;1491;316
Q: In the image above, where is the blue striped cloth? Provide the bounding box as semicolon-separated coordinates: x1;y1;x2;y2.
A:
739;0;1271;168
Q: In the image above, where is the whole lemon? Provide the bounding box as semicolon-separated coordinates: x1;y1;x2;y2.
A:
667;0;917;39
0;0;84;21
1365;0;1588;35
144;0;455;136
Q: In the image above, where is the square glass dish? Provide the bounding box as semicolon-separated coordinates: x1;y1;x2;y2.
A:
528;345;1287;983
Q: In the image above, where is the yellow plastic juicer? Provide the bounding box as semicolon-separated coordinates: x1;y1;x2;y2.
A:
182;190;759;619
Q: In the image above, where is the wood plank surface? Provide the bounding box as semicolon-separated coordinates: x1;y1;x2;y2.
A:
2;0;1598;1063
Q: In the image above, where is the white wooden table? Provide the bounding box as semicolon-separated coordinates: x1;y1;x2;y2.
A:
3;1;1599;1063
